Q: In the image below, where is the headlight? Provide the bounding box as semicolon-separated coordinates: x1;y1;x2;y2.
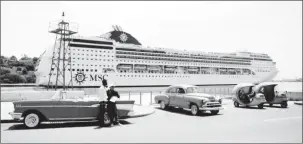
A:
201;99;208;105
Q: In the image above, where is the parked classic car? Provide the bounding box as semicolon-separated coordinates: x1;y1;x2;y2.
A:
9;91;135;128
254;82;288;108
232;83;266;109
154;84;223;115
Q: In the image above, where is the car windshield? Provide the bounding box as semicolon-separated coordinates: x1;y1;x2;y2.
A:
187;87;199;93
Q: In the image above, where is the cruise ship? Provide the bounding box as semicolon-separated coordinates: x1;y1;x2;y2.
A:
35;26;278;88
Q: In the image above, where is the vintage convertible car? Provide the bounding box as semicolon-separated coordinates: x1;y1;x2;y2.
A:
154;84;223;116
232;83;266;109
8;91;135;128
254;82;288;108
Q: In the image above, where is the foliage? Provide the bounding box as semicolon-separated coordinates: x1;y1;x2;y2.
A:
32;57;39;64
9;56;18;61
0;54;38;83
25;65;35;71
22;69;28;75
26;75;36;83
0;73;27;83
0;67;11;75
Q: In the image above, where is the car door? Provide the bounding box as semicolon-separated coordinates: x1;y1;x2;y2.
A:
39;100;78;120
76;101;100;120
175;87;186;107
167;87;177;106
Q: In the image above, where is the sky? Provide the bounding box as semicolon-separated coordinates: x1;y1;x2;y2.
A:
1;1;302;80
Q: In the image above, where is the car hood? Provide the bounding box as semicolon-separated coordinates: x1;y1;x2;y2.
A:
186;93;216;100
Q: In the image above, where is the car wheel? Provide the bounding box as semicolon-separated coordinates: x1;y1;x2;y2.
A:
258;104;264;109
234;101;239;107
210;110;219;115
190;104;199;116
281;101;288;108
269;104;273;107
160;101;166;110
103;112;111;126
24;113;41;129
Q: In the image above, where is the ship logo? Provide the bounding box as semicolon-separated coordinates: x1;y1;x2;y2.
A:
74;72;87;85
119;33;128;42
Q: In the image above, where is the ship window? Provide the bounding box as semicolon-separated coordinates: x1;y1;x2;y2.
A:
86;69;89;72
77;69;79;71
95;69;97;72
81;69;84;71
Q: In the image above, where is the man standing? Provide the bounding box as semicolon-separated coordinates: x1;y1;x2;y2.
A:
106;83;121;126
97;79;109;127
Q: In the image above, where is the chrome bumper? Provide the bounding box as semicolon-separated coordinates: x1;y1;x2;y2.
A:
200;107;224;111
9;112;22;120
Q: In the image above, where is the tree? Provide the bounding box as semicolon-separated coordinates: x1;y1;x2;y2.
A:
9;56;18;61
0;73;27;83
22;69;28;75
32;57;39;64
25;65;35;71
0;67;11;75
20;54;30;60
26;75;36;83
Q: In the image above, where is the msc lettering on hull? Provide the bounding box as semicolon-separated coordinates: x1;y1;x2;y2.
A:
74;72;107;84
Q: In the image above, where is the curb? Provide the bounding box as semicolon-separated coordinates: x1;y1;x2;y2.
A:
294;101;302;105
126;105;156;118
126;109;155;118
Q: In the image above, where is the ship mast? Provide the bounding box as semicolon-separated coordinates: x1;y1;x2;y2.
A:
47;12;78;90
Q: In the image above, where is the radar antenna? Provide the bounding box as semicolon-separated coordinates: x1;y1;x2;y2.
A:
47;12;78;90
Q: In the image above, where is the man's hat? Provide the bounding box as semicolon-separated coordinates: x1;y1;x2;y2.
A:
108;83;115;87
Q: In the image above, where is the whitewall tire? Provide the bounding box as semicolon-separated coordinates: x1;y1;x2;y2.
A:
24;113;40;128
160;101;166;110
190;104;199;116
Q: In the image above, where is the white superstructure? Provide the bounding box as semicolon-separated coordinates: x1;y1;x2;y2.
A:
35;27;278;88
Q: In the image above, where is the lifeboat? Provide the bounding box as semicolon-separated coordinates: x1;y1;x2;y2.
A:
134;65;147;70
188;66;199;72
147;65;162;71
117;64;133;69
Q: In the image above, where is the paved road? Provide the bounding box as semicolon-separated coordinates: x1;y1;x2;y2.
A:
1;100;302;143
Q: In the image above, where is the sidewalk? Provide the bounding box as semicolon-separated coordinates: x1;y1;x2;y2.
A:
1;102;155;122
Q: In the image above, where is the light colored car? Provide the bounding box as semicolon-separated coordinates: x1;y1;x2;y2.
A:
9;91;135;128
255;82;288;108
154;84;223;115
232;83;266;109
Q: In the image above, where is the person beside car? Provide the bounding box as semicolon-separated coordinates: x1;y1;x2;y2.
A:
106;83;121;126
97;79;109;127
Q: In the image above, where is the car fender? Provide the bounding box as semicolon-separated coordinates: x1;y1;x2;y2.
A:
185;97;204;107
154;95;170;105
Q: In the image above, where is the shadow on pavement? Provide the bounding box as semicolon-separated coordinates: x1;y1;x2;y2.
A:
235;106;266;110
155;107;223;117
6;120;132;131
263;105;287;109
